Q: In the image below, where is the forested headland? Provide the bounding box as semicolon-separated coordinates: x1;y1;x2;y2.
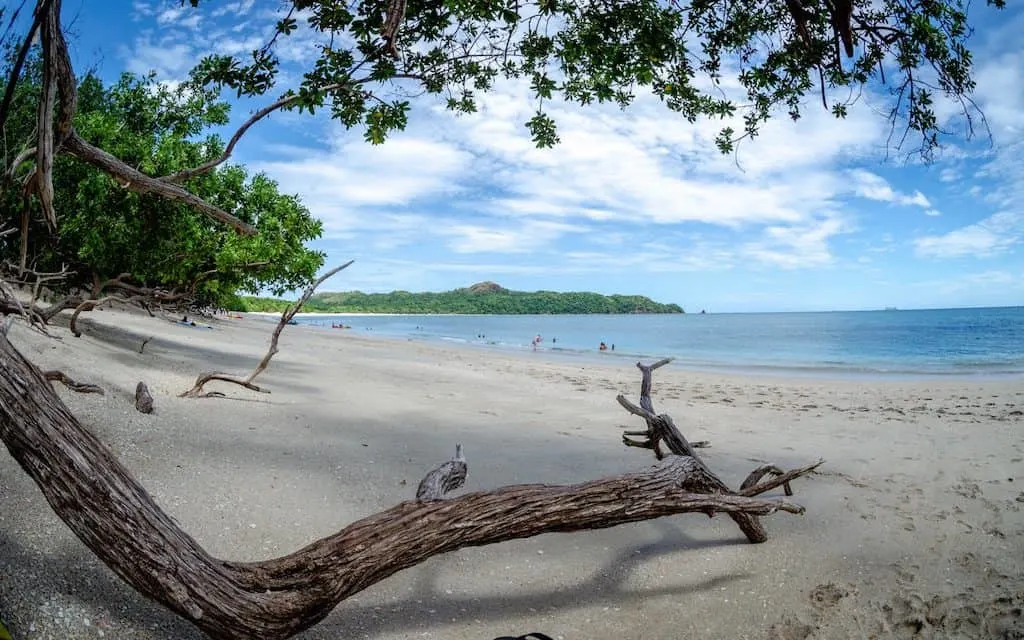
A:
237;281;684;314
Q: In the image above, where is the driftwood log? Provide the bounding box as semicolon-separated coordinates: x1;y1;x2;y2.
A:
618;358;823;543
0;332;815;640
181;261;353;398
43;369;104;394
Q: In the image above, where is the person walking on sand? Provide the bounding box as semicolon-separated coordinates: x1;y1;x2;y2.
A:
532;334;542;351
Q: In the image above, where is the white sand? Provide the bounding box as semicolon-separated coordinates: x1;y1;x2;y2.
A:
1;308;1022;639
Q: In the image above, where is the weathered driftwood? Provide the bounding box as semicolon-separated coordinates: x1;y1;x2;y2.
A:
43;369;104;394
69;294;142;337
0;332;807;640
134;381;154;414
416;444;467;500
619;358;823;543
181;261;353;398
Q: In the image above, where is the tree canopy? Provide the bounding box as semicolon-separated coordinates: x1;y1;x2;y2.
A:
0;60;324;308
187;0;1005;162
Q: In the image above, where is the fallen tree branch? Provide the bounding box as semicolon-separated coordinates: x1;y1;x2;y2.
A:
69;294;142;337
0;331;804;639
619;359;820;543
740;459;826;497
43;369;103;394
0;278;48;332
181;261;354;398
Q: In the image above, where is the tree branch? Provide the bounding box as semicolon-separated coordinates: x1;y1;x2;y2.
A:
69;293;142;337
181;261;354;397
158;83;354;184
619;359;821;543
33;0;58;230
0;0;49;133
62;132;255;235
43;369;103;394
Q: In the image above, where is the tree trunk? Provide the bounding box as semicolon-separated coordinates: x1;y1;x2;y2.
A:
0;332;806;639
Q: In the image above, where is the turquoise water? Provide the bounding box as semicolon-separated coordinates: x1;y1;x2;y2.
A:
293;307;1024;378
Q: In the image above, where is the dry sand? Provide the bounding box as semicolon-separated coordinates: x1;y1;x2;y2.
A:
1;308;1022;639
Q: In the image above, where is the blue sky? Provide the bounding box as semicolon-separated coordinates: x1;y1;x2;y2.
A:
56;0;1024;312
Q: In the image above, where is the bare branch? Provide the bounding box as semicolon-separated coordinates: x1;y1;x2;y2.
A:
0;0;49;133
69;294;141;337
43;369;103;394
5;145;36;182
34;0;58;229
159;83;353;184
181;261;354;397
740;459;826;497
619;359;822;543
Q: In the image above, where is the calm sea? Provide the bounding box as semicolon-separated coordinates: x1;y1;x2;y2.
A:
292;307;1024;378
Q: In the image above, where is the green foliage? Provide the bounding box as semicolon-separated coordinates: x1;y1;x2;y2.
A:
185;0;1004;160
1;65;324;306
236;296;293;313
238;282;684;315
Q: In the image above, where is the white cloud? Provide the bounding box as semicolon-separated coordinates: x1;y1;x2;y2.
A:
156;6;200;28
254;135;472;234
742;215;849;268
212;0;256;18
444;220;583;254
848;169;932;208
120;36;194;79
441;82;885;233
914;212;1023;258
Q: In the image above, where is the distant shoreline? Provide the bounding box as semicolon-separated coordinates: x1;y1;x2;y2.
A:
240;308;1024;380
243;311;681;317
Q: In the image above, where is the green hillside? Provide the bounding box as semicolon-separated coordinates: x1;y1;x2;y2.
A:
237;281;684;314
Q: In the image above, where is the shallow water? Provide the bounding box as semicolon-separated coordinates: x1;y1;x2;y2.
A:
293;306;1024;378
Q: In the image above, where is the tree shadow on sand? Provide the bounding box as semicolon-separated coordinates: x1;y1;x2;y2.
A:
0;518;750;639
317;519;751;639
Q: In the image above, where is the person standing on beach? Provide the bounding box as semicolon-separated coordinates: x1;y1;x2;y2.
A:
532;334;542;350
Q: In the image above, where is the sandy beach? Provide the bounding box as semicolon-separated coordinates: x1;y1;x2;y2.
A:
1;308;1022;639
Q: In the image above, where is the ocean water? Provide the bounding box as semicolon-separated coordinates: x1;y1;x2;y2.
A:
293;307;1024;378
